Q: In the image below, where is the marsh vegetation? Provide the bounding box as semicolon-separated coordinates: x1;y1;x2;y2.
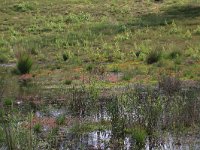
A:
0;0;200;149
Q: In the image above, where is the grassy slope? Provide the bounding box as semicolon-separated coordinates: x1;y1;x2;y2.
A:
0;0;200;89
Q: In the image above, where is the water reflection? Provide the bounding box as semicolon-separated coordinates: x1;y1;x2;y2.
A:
31;99;200;150
58;130;200;150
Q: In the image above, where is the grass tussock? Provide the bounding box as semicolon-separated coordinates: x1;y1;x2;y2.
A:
16;51;33;74
146;50;162;64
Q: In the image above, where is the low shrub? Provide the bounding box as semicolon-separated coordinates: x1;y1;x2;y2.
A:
86;64;95;73
135;51;141;58
122;73;132;81
64;79;72;85
56;115;65;125
111;66;120;73
168;50;181;59
122;67;137;81
3;98;13;106
138;52;147;61
132;127;147;148
33;123;42;133
16;52;33;74
159;76;181;96
62;53;69;61
146;50;161;64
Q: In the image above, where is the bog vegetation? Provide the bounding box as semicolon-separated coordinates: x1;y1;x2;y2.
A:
0;0;200;149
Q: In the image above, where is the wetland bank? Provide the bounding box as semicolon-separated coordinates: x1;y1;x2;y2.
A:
0;69;200;149
0;0;200;149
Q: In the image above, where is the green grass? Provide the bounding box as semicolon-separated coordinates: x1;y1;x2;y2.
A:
126;126;147;148
0;0;200;87
3;98;13;106
33;123;42;133
70;121;111;134
56;115;65;125
64;79;72;85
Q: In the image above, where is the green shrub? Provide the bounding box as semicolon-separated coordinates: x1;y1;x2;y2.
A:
56;115;65;125
62;53;69;61
146;50;161;64
86;64;95;73
122;72;132;81
33;123;42;133
132;127;147;148
138;52;147;61
17;52;33;74
168;50;181;59
111;66;120;73
3;98;13;106
64;79;72;85
184;70;194;79
135;51;141;58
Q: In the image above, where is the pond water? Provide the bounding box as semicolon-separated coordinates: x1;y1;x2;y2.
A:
32;105;200;150
57;130;200;150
